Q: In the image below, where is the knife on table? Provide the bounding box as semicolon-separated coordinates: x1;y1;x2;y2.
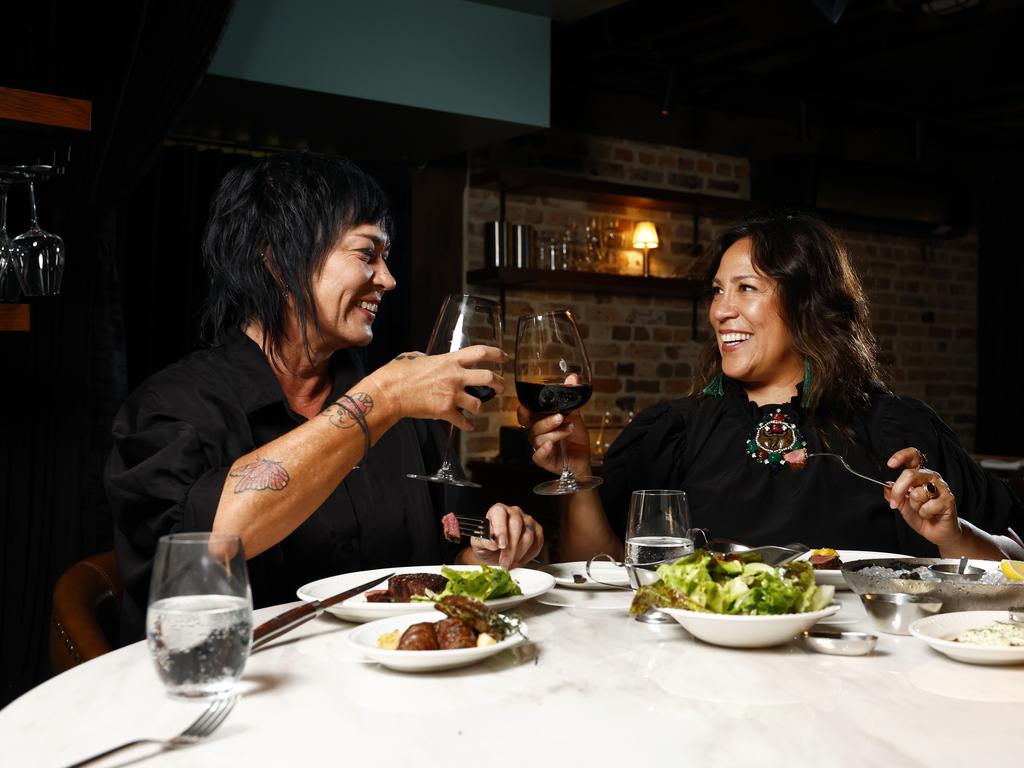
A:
250;572;394;653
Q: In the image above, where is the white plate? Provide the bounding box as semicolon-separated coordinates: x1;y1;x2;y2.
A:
910;611;1024;665
297;565;555;623
661;604;841;648
800;550;909;590
540;561;631;590
347;611;527;672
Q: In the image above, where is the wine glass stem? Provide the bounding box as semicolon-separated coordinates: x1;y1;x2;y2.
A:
0;187;8;236
27;181;39;227
557;439;579;491
437;424;457;479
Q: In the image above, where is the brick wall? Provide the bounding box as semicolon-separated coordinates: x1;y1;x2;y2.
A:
460;132;977;462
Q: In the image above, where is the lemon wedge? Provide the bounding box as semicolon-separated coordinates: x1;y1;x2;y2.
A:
999;559;1024;581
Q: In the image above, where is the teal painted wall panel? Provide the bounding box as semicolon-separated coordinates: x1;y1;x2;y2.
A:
211;0;550;126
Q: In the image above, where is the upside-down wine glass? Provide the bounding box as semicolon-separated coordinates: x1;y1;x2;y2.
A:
515;309;602;495
0;176;28;302
406;294;502;488
12;165;65;296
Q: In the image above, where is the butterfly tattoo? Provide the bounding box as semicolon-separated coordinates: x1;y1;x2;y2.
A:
230;458;289;493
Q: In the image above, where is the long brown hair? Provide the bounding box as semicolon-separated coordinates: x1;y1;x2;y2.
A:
693;213;888;431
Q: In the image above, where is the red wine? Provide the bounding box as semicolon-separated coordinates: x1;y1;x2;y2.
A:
464;385;496;403
516;382;592;414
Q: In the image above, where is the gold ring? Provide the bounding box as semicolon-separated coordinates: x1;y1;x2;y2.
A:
925;482;940;500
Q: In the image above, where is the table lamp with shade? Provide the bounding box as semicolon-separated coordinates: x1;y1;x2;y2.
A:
632;220;659;277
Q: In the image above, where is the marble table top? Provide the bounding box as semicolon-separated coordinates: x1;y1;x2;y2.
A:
3;587;1022;768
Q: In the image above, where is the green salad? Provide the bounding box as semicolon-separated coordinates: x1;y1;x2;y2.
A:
415;564;522;602
630;549;834;616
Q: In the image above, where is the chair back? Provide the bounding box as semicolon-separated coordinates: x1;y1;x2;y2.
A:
49;550;123;674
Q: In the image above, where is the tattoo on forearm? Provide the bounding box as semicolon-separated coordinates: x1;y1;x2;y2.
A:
324;391;373;428
394;353;423;361
230;458;289;493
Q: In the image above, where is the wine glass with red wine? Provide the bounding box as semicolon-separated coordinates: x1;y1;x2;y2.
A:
406;294;502;488
515;309;602;495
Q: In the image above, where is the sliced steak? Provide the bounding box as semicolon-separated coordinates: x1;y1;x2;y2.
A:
388;573;448;602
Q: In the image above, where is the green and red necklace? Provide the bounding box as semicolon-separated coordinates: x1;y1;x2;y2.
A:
746;409;806;469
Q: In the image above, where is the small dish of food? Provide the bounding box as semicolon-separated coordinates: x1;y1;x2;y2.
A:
347;596;527;672
298;564;555;623
910;610;1024;665
799;549;908;590
539;560;630;590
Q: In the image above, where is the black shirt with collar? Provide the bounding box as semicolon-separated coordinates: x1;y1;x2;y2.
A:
106;329;462;643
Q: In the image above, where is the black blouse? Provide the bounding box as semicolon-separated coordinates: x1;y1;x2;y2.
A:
599;377;1022;555
106;330;463;643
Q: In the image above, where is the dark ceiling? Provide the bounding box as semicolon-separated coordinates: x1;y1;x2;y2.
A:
551;0;1024;167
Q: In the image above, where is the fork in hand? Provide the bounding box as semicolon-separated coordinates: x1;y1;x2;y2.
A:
64;694;238;768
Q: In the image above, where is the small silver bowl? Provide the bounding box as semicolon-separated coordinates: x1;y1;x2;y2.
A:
928;563;985;581
860;592;943;635
803;629;878;656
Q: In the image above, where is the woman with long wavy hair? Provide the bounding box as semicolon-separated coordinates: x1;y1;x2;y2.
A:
523;213;1023;562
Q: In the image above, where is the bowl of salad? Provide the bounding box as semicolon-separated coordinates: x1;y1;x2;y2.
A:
631;550;839;648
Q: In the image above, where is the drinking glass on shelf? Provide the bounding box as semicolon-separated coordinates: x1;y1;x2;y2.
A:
0;178;27;302
146;532;252;699
625;489;693;624
515;309;602;495
12;166;64;296
406;293;502;488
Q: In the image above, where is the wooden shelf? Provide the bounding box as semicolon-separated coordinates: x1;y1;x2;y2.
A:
0;304;30;332
470;167;749;217
0;87;91;132
467;266;703;298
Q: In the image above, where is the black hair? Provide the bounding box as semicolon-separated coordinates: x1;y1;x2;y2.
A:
199;151;393;361
694;212;889;433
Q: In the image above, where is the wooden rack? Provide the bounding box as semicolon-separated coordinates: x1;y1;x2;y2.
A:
0;86;92;331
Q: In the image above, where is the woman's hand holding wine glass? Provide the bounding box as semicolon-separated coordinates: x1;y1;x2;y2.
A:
402;294;504;488
515;309;602;495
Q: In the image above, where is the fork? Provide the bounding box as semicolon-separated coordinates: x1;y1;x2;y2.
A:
63;694;238;768
454;515;491;540
806;452;894;489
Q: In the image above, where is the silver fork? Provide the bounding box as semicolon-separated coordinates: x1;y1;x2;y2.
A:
807;452;894;489
63;694;238;768
454;515;491;540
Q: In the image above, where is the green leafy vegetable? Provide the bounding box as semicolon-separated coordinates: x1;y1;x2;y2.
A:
427;564;523;601
629;550;834;616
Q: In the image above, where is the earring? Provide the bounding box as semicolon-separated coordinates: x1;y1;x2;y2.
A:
702;371;724;397
801;359;813;409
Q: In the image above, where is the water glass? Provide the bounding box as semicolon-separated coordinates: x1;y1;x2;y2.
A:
146;532;252;699
624;489;693;623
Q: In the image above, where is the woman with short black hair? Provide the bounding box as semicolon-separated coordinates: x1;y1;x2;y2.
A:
107;152;543;642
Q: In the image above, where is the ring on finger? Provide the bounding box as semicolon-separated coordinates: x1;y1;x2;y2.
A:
925;481;940;500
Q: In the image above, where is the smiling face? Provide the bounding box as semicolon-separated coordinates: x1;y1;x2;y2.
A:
308;222;395;350
710;237;804;394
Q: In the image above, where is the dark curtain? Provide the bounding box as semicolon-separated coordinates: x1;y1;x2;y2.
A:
975;159;1024;454
0;2;235;707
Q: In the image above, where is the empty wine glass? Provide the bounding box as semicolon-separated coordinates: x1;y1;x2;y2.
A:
13;166;64;296
0;178;27;302
515;309;602;495
625;489;693;624
406;294;503;488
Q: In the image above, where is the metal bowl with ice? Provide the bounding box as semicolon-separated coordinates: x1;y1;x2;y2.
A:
841;558;1024;613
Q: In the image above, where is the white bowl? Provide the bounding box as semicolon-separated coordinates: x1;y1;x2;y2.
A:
297;564;555;623
661;604;841;648
910;610;1024;665
347;611;527;672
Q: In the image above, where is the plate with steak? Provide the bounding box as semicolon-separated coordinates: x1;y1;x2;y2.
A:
297;564;555;623
797;549;908;589
347;600;528;672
